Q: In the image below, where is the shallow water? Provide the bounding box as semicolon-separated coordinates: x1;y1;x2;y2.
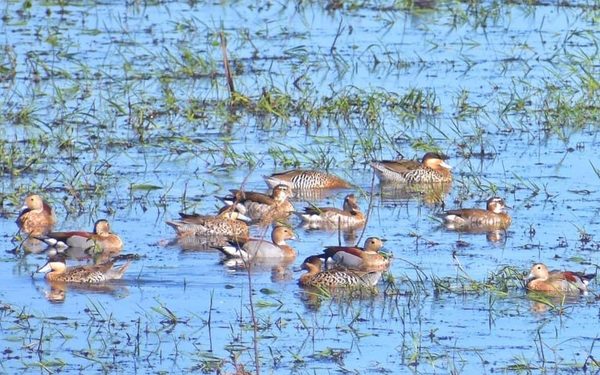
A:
1;0;600;373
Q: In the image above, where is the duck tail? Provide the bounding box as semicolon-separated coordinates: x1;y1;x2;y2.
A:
34;235;68;250
109;260;131;280
215;245;249;261
165;220;202;236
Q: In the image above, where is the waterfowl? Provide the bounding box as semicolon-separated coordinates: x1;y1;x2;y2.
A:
443;197;511;230
320;237;390;271
264;169;351;190
297;194;365;229
16;194;56;236
525;263;595;294
298;256;382;288
36;256;131;283
219;184;294;223
166;210;250;239
370;152;452;184
216;226;296;261
41;219;123;253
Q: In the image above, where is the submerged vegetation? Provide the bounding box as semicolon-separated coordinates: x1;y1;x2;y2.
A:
1;0;600;373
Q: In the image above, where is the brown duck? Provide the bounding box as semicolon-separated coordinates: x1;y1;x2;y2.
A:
220;184;294;223
371;152;452;184
297;194;365;229
16;194;56;236
298;256;382;288
36;255;131;283
443;197;511;230
41;219;123;253
264;169;351;190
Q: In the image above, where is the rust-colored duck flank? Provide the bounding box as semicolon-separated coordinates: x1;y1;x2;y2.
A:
166;210;250;239
16;194;56;236
320;237;390;271
264;169;351;190
370;152;452;184
299;256;382;288
219;184;294;223
297;194;365;228
443;197;511;230
36;256;131;283
41;219;123;253
525;263;595;294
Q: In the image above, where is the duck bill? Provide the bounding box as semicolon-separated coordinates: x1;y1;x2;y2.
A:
36;262;52;273
440;161;452;170
523;272;534;284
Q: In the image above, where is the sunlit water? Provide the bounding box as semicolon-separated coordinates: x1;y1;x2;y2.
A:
1;0;599;373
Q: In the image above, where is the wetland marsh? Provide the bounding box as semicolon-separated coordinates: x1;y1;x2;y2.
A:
1;0;600;373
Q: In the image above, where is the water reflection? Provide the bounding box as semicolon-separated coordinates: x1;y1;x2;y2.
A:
298;225;361;244
167;236;230;252
42;281;129;304
441;225;509;244
526;291;584;314
221;257;295;283
378;182;451;206
298;287;380;311
19;238;48;254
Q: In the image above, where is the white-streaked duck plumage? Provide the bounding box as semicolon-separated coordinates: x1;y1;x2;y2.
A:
264;169;351;190
298;255;382;288
371;152;452;184
166;210;250;239
219;184;294;223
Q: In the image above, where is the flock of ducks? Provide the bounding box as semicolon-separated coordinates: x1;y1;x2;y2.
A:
16;152;594;296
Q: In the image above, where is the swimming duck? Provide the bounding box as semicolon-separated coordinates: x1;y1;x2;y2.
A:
36;255;131;283
297;194;365;229
16;194;56;236
41;219;123;253
264;169;351;190
370;152;452;184
219;184;294;223
525;263;595;294
443;197;511;230
166;210;251;239
216;226;296;261
320;237;390;271
298;255;382;288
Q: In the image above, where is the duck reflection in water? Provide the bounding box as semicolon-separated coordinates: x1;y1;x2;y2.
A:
42;281;129;304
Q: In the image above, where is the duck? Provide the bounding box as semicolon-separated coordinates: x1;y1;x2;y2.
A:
320;237;390;271
525;263;595;293
36;255;131;283
16;194;56;236
219;184;294;223
264;169;351;190
370;152;452;184
443;197;511;230
166;210;250;239
296;194;365;229
298;255;382;288
215;226;296;261
40;219;123;253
